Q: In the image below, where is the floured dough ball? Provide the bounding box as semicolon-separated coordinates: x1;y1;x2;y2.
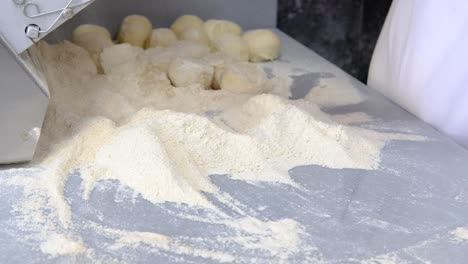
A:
243;29;281;62
179;27;211;46
202;53;226;90
101;43;143;75
144;41;211;73
72;24;113;71
211;65;224;90
170;41;211;58
40;41;98;77
117;15;153;48
203;52;227;68
142;48;175;73
72;24;112;54
213;62;266;93
170;15;204;36
212;33;249;62
145;28;177;48
204;19;242;42
168;58;214;89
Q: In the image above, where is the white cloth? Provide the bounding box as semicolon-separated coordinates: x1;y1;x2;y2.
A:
368;0;468;148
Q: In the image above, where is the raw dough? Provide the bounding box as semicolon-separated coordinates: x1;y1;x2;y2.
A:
71;24;113;71
170;15;204;36
243;29;280;62
213;62;266;93
212;33;249;62
179;27;211;46
145;28;178;48
169;41;211;58
168;58;214;89
204;19;243;43
72;24;112;55
117;15;153;48
101;43;143;75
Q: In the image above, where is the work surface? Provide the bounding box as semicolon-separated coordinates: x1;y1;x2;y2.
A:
1;32;468;263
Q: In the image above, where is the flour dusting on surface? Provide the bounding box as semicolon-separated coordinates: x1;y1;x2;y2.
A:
362;254;401;264
305;76;366;107
40;233;87;257
451;227;468;242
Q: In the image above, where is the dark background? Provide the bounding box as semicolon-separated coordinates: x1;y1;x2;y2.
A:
277;0;392;83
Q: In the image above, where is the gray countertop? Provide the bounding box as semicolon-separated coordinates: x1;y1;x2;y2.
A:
1;31;468;264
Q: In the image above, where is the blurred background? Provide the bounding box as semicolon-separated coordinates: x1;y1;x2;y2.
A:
277;0;392;83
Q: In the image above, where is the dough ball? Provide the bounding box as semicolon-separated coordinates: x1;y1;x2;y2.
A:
212;33;249;62
72;24;112;54
214;62;266;93
138;64;172;89
168;58;214;89
145;28;177;48
117;15;153;48
170;15;204;36
144;41;211;73
143;48;175;73
211;65;224;90
101;43;143;75
204;19;242;42
72;24;113;71
203;52;227;67
179;27;210;46
242;29;281;62
203;53;227;90
169;41;211;58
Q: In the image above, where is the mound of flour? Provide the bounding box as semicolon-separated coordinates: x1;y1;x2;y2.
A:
34;41;403;218
9;40;422;260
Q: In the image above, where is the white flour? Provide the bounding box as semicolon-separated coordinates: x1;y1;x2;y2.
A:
99;216;303;263
106;229;236;263
362;254;402;264
451;227;468;242
224;217;303;258
40;233;87;257
2;40;424;261
331;112;373;125
305;76;367;107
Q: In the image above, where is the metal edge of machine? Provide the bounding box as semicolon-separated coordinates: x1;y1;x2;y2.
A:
0;0;95;54
0;35;49;164
0;0;95;164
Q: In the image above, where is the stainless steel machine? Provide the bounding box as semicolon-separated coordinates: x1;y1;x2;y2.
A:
0;0;94;164
0;0;277;164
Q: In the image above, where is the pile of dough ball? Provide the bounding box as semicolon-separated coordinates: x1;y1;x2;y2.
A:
71;14;281;92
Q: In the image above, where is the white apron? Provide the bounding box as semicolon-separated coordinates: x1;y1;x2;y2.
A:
368;0;468;148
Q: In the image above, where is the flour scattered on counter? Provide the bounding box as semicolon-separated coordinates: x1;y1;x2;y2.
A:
224;217;303;258
305;76;367;107
362;254;401;264
106;229;236;263
108;230;172;251
331;112;373;124
451;227;468;242
88;217;306;263
2;40;424;260
40;233;87;257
